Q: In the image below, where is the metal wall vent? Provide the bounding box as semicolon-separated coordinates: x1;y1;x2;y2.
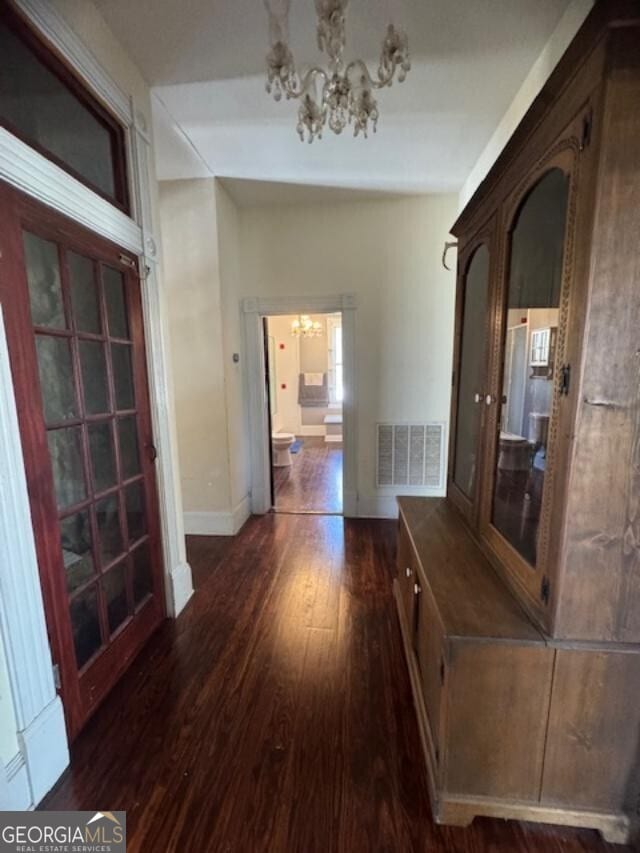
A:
376;423;445;489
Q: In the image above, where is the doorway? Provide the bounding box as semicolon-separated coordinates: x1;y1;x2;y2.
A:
0;182;166;739
265;313;343;514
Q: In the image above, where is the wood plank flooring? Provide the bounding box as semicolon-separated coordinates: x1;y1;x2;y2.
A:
273;436;342;513
41;514;628;852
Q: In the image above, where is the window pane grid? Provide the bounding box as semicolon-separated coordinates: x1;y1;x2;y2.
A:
25;226;151;670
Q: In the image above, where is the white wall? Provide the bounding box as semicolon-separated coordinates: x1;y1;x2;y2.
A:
159;184;456;518
459;0;594;209
160;181;230;515
159;179;251;535
267;316;301;435
239;194;458;515
216;182;251;516
299;316;329;373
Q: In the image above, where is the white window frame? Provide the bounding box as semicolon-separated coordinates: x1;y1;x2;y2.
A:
327;314;343;404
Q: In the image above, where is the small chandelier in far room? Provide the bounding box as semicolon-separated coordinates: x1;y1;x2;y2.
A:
264;0;411;143
291;315;324;337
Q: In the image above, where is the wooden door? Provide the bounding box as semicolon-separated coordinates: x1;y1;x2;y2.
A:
0;182;165;739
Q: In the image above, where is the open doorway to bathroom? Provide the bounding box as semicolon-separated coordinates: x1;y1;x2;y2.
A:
264;313;343;514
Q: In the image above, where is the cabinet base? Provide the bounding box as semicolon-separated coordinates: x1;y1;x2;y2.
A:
435;796;635;845
392;580;636;846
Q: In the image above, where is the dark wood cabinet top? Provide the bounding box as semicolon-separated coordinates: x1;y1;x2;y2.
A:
398;497;544;643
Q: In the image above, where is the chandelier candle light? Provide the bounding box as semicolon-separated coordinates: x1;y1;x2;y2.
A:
264;0;411;142
291;315;324;337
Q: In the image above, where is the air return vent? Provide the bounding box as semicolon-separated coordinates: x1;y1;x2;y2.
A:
376;423;445;489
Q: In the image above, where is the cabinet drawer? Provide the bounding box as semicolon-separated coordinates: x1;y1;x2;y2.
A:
415;582;445;753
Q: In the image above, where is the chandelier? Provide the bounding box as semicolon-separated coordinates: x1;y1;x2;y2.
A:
264;0;411;143
291;315;324;337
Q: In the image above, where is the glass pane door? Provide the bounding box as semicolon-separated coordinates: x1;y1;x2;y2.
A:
491;168;569;567
24;230;157;671
452;244;490;500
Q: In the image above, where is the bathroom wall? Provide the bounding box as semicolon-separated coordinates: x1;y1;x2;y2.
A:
299;316;329;373
298;314;333;431
266;315;301;435
523;308;558;440
504;307;558;440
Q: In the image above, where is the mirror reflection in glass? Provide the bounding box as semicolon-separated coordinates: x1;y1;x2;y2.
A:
492;168;569;567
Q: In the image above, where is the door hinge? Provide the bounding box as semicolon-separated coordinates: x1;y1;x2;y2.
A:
439;656;446;686
118;253;137;270
541;576;551;606
52;663;61;690
580;110;593;151
451;369;456;388
559;364;571;396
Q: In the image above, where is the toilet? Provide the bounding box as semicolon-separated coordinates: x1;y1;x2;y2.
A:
497;431;530;471
272;432;296;467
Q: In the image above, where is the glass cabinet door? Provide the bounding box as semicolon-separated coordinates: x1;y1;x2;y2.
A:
490;168;570;568
452;244;491;505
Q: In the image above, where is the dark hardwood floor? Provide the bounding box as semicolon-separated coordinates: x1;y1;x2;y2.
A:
41;514;627;852
273;436;342;513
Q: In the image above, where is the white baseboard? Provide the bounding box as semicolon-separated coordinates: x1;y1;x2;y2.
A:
357;489;446;519
169;561;194;616
299;425;326;437
184;495;252;537
1;753;32;810
357;496;400;519
343;489;358;518
231;494;251;533
324;435;343;443
18;696;69;805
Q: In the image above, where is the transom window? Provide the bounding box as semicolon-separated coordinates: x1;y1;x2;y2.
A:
0;7;129;208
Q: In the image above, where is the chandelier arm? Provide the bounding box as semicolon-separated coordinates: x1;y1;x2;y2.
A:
345;57;397;90
284;66;330;99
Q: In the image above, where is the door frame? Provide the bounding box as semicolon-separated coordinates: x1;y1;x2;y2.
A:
243;295;357;517
0;1;192;808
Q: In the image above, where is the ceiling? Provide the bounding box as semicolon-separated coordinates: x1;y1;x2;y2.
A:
96;0;573;199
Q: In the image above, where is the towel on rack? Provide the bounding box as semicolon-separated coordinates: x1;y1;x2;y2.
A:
304;373;324;386
298;373;329;407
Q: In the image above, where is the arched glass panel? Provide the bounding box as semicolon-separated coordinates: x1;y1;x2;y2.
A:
453;245;490;499
491;168;570;567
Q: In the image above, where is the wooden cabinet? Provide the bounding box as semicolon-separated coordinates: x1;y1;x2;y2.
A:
394;3;640;844
395;499;640;844
448;2;640;644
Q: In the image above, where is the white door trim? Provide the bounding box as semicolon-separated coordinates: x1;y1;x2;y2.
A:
243;294;357;517
0;0;193;806
0;307;68;808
